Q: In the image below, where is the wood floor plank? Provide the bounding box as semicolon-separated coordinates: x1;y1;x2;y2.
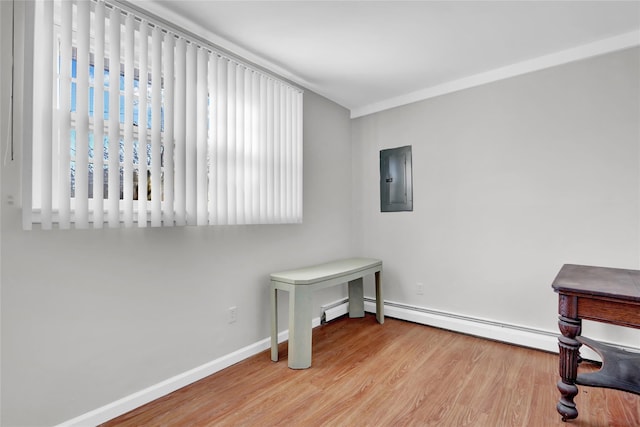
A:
102;315;640;426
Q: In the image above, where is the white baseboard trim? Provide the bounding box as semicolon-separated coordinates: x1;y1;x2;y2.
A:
59;298;638;426
56;317;323;427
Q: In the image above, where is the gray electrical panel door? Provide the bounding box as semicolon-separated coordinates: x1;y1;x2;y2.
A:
380;145;413;212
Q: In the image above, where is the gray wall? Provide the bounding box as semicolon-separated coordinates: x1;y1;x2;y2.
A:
3;0;640;423
353;47;640;343
0;4;354;422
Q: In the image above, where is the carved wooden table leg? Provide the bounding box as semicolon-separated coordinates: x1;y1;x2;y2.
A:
552;264;640;421
557;314;582;421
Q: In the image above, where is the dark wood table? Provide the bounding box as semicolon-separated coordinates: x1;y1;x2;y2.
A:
551;264;640;421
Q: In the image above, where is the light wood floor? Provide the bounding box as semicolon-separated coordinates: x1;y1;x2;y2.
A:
103;314;640;426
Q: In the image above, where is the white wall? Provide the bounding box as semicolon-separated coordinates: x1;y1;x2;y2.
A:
353;47;640;344
0;4;354;422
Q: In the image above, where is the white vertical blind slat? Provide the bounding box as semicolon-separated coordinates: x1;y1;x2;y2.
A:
162;33;175;226
75;0;90;228
258;75;267;223
93;0;106;228
266;79;274;222
184;42;197;226
173;38;186;226
293;93;300;221
285;87;292;221
196;47;208;226
57;0;73;229
280;84;287;222
243;69;252;224
273;82;281;222
235;65;245;225
281;84;287;221
37;0;54;229
297;93;304;221
251;72;260;223
207;54;217;225
150;26;162;227
107;6;120;227
137;22;149;226
122;13;135;227
226;61;236;225
216;57;228;224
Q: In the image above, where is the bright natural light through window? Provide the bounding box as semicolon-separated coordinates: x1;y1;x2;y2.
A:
27;0;303;230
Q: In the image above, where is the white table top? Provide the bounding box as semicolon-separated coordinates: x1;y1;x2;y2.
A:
270;257;382;285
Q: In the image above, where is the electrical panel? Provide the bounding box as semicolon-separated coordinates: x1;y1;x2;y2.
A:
380;145;413;212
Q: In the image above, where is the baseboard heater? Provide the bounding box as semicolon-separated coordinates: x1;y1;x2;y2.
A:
60;296;640;427
320;298;349;323
323;296;563;355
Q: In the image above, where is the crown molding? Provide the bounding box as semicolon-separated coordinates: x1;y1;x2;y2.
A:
351;30;640;119
112;2;640;120
131;0;311;90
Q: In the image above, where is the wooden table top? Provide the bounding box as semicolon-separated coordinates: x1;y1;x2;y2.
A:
552;264;640;303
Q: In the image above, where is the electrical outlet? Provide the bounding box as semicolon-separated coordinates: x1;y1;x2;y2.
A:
417;282;424;295
228;306;238;323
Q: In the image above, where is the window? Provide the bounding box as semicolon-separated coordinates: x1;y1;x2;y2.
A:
69;51;162;202
27;0;303;229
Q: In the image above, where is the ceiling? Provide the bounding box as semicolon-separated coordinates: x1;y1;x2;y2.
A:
139;1;640;117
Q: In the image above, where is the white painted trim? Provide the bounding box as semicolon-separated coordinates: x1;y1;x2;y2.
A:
321;298;560;353
362;298;640;361
351;30;640;118
115;3;640;119
55;316;323;427
321;297;350;323
363;298;560;353
116;2;640;120
58;298;640;426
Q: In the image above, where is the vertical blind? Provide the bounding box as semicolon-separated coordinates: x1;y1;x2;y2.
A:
28;0;303;229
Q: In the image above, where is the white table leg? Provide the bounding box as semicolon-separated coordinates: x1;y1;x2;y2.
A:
288;286;313;369
348;277;365;318
375;271;384;324
270;283;279;362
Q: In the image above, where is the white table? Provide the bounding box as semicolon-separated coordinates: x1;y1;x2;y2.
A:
270;257;384;369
